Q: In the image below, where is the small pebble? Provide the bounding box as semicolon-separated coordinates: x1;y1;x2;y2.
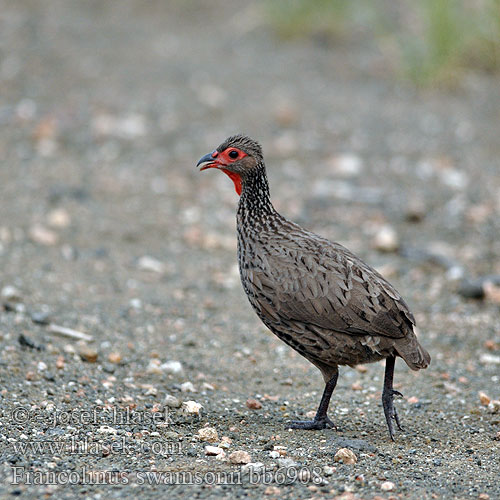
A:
164;395;182;408
483;282;500;304
30;311;51;325
479;392;491;406
220;436;232;447
180;381;196;393
1;285;22;302
334;448;357;464
229;450;251;464
29;224;58;246
246;398;262;410
405;198;426;222
181;400;202;415
102;363;115;374
277;457;298;468
146;359;162;374
323;465;335;476
145;386;157;396
108;352;122;364
204;445;224;456
241;462;265;474
489;400;500;413
47;208;71;228
63;344;76;354
480;353;500;365
98;425;117;434
484;340;498;351
164;431;179;440
161;360;183;374
18;334;43;350
137;255;165;274
380;481;395;491
198;427;219;443
328;153;363;177
78;345;98;363
373;225;399;253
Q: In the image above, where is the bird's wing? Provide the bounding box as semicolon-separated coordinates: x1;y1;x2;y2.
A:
251;230;415;339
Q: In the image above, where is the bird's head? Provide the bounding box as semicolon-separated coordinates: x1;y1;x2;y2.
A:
197;134;263;196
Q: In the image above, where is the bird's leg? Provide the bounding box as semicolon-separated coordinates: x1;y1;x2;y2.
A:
289;369;338;430
382;355;404;441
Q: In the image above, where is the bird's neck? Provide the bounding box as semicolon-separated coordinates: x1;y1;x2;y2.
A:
237;163;275;220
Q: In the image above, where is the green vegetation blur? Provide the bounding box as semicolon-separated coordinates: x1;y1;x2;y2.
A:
264;0;500;86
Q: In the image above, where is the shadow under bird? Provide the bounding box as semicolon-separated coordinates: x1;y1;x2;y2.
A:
197;135;430;440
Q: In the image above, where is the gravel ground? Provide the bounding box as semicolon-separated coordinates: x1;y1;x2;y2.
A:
0;1;499;499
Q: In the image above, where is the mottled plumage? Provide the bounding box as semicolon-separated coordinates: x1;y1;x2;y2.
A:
197;134;430;439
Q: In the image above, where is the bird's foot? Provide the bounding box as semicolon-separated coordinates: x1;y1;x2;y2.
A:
382;389;404;441
288;415;335;430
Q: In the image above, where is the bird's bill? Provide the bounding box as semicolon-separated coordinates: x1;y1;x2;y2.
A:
197;152;220;171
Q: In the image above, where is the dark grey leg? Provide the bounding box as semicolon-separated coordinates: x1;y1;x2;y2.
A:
289;368;338;430
382;355;403;440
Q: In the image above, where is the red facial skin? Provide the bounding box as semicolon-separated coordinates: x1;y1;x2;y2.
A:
199;148;247;196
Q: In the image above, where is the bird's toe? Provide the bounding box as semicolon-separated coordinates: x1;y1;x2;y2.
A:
288;415;335;431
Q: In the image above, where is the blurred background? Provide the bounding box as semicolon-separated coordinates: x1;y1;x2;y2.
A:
0;1;499;496
1;0;499;311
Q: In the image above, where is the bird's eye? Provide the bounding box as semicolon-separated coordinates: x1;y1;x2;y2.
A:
228;150;239;159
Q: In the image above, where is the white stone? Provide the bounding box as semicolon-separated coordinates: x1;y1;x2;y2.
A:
181;400;202;415
381;481;395;491
229;450;251;464
334;448;357;464
198;427;219;443
160;360;183;374
328;153;363;177
164;394;182;408
180;381;196;393
1;286;21;302
241;462;265;474
373;225;399;253
480;354;500;365
137;256;165;274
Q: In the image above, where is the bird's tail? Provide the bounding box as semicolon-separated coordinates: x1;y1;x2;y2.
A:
394;332;431;371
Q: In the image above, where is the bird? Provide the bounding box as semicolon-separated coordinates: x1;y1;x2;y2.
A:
197;134;430;440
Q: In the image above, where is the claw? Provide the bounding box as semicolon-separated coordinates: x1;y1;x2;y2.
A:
394;407;403;431
288;415;335;430
383;391;402;440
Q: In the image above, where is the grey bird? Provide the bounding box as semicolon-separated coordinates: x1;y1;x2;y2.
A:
197;134;430;440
